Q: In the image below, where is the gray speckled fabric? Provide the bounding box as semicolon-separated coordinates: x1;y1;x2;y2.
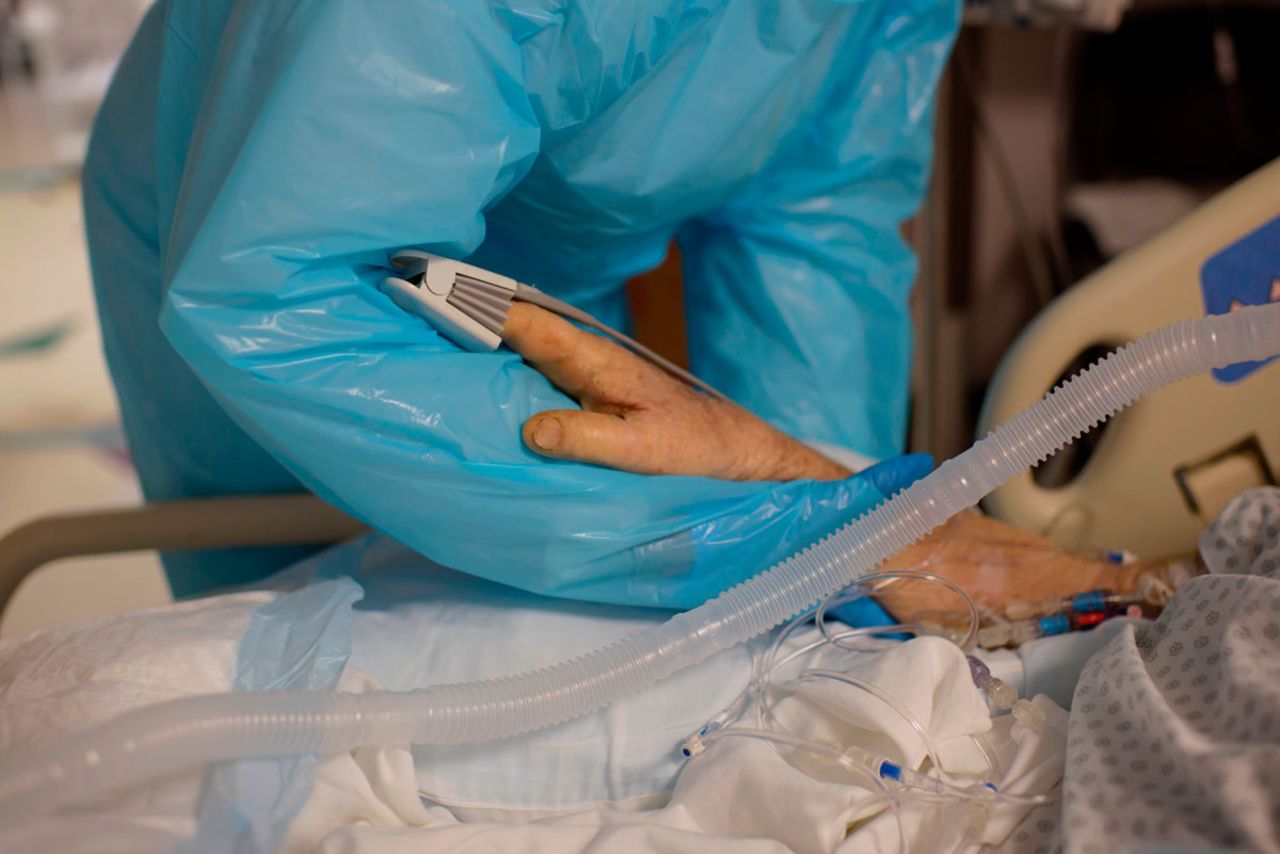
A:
1059;487;1280;853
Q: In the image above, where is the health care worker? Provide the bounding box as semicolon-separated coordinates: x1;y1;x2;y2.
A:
83;0;1157;616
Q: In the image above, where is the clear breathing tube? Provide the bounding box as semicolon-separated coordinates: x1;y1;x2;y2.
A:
1;304;1276;824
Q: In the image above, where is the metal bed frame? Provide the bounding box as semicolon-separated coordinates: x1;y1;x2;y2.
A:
0;495;366;625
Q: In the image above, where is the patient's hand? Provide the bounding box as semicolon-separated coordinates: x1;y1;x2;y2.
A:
873;511;1157;620
503;303;850;481
504;302;1173;621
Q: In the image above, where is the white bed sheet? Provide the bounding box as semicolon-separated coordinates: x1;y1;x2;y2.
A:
0;581;1065;853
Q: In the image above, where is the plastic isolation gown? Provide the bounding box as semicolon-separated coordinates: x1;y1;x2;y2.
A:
83;0;958;603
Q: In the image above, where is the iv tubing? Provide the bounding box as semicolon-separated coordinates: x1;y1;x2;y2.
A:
816;568;980;652
695;569;978;786
796;669;950;782
1;303;1277;823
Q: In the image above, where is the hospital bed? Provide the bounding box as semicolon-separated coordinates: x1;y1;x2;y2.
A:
979;156;1280;557
0;493;362;624
1;170;1279;853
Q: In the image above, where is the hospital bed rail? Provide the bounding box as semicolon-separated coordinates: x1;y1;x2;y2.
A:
0;494;366;624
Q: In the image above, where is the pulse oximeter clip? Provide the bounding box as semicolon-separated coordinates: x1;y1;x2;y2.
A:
381;250;727;401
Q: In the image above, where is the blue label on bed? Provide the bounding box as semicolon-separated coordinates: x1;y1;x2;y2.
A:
1201;215;1280;383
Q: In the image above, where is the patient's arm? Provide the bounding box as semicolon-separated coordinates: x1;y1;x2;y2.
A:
503;302;1154;611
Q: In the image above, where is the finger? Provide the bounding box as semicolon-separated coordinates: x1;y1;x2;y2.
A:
502;303;663;403
523;409;669;474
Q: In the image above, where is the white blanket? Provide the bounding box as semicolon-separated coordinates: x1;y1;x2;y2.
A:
0;578;1064;853
286;641;1065;853
33;489;1280;853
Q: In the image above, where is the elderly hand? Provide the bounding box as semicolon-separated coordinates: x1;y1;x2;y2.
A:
503;302;850;482
502;301;1178;625
869;511;1159;619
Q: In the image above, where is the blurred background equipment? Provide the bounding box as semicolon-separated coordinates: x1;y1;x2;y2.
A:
914;0;1280;463
911;0;1280;559
961;0;1131;29
0;0;165;637
0;0;149;170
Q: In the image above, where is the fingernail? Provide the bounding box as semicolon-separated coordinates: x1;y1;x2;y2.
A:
532;417;562;451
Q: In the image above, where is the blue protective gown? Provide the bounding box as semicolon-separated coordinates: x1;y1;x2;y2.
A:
84;0;957;604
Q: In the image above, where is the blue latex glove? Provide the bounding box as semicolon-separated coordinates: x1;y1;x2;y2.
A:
84;0;958;603
824;453;934;628
859;454;937;504
688;453;934;625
